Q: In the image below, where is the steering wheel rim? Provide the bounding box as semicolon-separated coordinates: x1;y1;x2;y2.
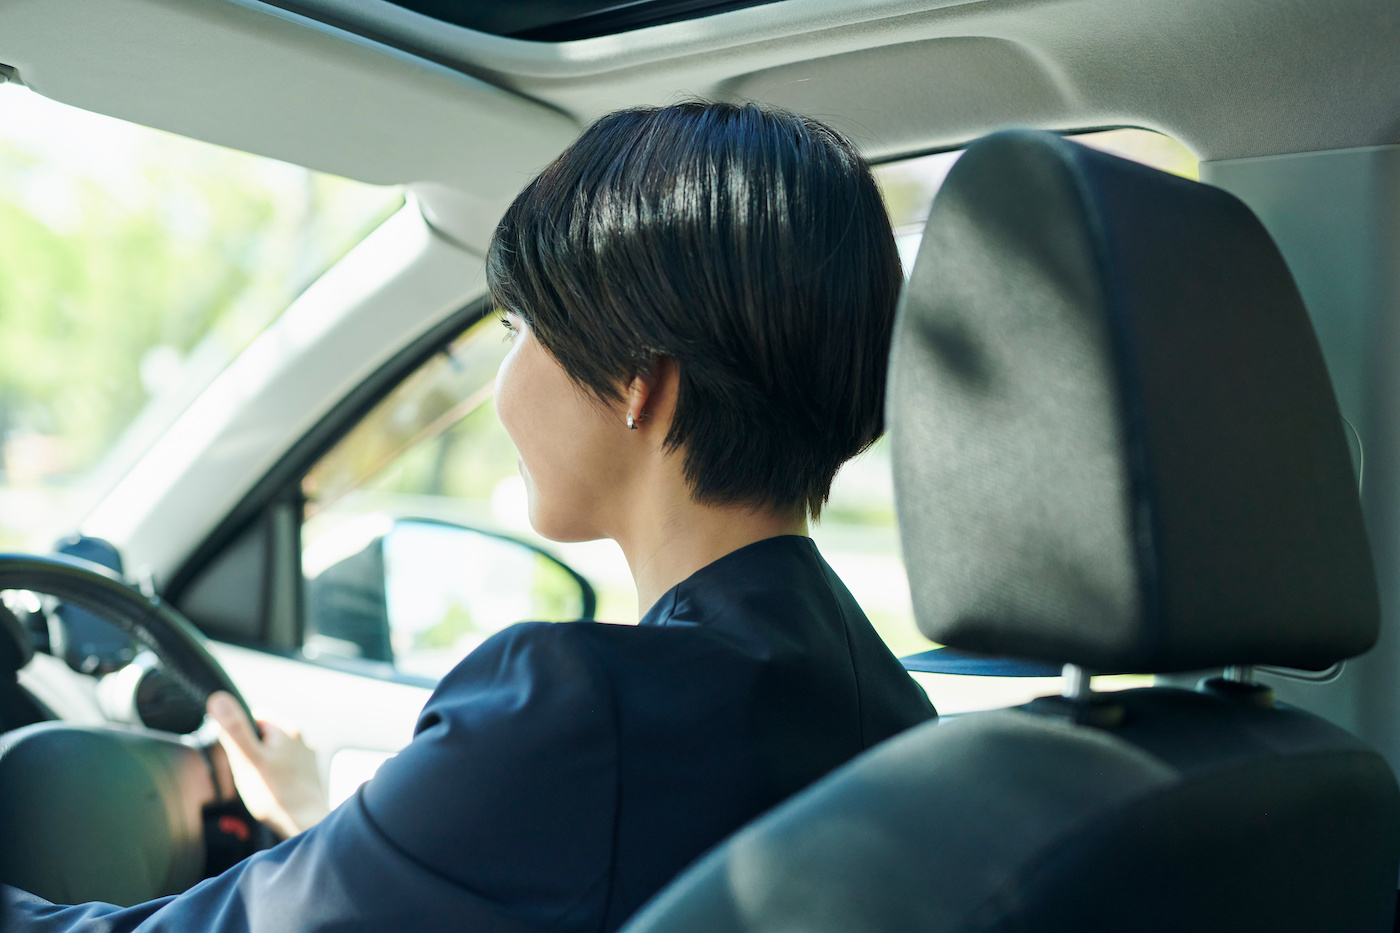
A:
0;552;258;736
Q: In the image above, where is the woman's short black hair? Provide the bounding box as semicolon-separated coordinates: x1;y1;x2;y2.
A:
486;101;902;517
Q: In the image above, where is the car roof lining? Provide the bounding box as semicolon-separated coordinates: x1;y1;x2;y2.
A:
1;0;1397;249
261;0;1400;158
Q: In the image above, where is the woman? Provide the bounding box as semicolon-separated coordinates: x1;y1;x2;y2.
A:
4;101;934;932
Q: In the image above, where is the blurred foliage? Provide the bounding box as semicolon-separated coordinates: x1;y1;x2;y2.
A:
0;84;402;546
372;398;523;503
530;552;588;621
303;317;517;516
416;598;478;650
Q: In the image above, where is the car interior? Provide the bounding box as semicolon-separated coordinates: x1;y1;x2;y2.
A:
1;0;1399;928
622;127;1400;932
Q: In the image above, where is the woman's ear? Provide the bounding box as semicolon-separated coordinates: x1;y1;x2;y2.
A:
625;356;678;432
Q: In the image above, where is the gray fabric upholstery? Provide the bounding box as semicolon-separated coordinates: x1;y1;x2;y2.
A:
889;131;1377;673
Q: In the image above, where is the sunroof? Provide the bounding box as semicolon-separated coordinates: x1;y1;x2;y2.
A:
383;0;782;41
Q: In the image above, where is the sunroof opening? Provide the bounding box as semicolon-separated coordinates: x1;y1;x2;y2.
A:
379;0;782;41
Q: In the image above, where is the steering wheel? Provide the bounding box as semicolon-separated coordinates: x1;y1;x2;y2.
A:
0;552;264;906
0;552;257;729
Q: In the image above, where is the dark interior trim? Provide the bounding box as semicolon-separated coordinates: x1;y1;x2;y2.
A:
507;0;784;42
265;0;784;43
165;297;494;605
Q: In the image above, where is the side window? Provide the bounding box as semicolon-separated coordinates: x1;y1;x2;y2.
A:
298;315;594;682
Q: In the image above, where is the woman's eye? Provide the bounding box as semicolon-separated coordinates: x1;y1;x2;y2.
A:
499;315;518;342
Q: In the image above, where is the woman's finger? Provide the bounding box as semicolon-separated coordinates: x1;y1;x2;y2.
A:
207;691;262;760
257;714;303;741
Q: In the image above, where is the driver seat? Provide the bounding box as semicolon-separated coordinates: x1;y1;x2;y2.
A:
620;131;1400;932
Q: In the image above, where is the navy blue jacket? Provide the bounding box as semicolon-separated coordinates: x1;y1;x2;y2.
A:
4;535;935;931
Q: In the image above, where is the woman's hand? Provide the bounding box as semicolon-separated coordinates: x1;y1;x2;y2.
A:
206;691;331;839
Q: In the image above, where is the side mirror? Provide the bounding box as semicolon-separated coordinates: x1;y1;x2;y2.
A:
303;518;595;680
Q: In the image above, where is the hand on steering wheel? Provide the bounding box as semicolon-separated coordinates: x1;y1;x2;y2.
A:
207;692;329;838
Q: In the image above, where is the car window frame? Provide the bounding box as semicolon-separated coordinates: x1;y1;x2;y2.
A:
166;297;495;654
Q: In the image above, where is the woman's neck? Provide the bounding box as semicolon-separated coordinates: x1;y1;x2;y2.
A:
613;483;809;619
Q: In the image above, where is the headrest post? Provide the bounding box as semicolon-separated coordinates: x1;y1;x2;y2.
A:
1223;665;1254;684
1061;664;1090;701
1201;667;1275;709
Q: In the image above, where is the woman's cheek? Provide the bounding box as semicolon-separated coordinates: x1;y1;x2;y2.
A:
494;344;526;448
494;341;559;514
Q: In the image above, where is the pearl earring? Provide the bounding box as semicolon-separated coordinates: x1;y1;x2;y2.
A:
627;414;637;430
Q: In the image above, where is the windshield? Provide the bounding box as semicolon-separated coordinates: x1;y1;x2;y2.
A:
0;84;403;550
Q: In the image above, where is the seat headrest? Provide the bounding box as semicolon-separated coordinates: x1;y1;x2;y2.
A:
889;130;1378;674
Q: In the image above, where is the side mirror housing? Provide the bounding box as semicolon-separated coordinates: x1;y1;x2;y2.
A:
304;518;595;680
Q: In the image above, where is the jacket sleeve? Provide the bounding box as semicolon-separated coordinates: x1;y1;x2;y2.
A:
2;622;620;933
